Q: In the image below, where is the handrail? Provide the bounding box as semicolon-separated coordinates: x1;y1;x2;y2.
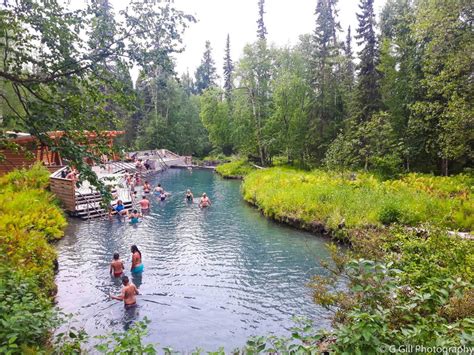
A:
75;188;105;220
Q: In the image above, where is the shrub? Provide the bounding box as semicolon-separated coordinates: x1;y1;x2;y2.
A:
0;165;66;352
311;228;474;353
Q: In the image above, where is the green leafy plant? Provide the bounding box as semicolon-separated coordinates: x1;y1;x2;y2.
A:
94;318;157;355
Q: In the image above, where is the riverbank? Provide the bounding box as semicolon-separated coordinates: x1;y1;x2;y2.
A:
214;161;474;351
241;167;472;240
215;159;256;179
0;164;67;353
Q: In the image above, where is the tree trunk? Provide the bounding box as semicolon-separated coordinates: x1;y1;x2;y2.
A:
442;158;449;176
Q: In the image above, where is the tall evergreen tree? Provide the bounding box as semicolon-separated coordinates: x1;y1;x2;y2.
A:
180;70;195;96
223;34;234;101
194;41;218;94
343;26;355;92
256;0;267;40
309;0;343;161
354;0;382;122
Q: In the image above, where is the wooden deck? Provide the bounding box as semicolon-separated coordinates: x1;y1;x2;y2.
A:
49;149;190;220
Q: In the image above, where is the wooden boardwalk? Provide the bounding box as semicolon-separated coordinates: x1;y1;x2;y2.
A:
50;149;190;220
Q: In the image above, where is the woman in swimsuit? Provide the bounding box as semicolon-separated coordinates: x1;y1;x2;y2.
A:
130;245;144;274
185;189;194;202
160;191;166;201
128;210;141;224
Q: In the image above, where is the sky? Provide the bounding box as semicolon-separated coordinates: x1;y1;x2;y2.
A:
110;0;386;83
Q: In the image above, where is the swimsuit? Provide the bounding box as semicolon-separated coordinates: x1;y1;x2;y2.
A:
130;217;139;224
186;195;193;201
113;271;123;278
124;302;137;309
131;263;144;274
160;195;166;201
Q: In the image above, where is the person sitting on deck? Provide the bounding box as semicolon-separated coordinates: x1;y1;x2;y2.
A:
130;245;144;274
110;200;127;219
199;193;211;208
138;196;150;211
60;168;70;179
65;168;78;182
185;189;194;202
143;181;151;193
110;276;139;308
110;253;125;278
128;209;141;224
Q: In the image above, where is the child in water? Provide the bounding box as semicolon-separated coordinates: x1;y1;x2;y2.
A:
110;276;139;308
110;253;125;278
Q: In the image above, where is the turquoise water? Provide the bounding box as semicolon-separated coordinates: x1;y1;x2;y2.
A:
55;169;332;351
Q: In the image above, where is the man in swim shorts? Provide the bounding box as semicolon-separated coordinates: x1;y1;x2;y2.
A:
139;196;150;211
110;276;139;308
110;253;125;278
199;193;211;208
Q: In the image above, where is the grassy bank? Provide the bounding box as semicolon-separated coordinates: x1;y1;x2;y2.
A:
239;167;474;352
242;168;473;236
0;164;67;353
215;159;256;179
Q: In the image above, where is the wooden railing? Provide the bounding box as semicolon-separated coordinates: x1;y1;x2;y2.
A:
49;167;76;211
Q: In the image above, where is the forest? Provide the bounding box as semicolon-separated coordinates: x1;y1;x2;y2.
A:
1;0;472;178
0;0;473;353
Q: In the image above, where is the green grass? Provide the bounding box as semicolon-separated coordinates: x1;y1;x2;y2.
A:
242;168;473;233
215;159;256;178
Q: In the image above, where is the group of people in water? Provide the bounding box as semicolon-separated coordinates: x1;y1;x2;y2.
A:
109;176;212;224
108;178;212;307
109;245;143;308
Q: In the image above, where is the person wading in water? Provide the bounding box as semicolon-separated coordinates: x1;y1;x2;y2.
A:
130;245;144;274
110;276;139;308
199;193;211;208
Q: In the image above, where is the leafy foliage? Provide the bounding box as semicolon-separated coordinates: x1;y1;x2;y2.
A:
311;227;474;353
95;318;157;355
0;165;65;352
